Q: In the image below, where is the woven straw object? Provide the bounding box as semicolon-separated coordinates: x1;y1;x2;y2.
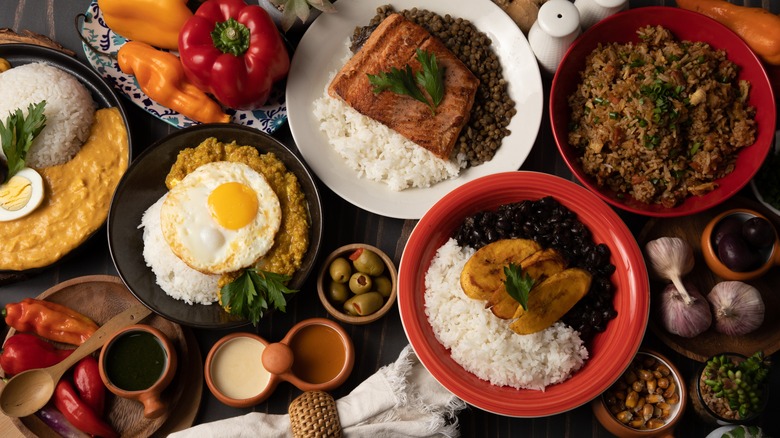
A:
289;391;342;437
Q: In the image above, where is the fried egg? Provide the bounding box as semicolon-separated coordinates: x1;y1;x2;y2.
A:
0;168;45;222
160;161;281;274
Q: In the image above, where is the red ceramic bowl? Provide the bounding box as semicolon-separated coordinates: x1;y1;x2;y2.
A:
398;171;650;417
550;7;776;217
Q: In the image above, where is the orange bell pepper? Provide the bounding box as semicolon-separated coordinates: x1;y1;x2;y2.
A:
2;298;98;346
117;41;231;124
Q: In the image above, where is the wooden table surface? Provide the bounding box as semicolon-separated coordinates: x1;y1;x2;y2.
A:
1;0;779;437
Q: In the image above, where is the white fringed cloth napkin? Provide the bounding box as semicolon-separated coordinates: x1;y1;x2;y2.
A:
169;345;467;438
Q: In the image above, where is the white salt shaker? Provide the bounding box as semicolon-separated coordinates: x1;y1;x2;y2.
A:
528;0;581;75
574;0;628;30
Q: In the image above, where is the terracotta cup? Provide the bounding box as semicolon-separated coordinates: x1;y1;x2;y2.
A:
98;324;178;419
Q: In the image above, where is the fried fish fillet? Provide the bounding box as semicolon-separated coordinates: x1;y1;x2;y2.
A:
328;13;479;160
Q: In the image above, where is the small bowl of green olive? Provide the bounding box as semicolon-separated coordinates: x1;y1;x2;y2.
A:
317;244;398;325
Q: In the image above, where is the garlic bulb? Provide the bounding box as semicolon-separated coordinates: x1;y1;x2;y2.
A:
708;281;765;336
658;282;711;338
645;237;695;304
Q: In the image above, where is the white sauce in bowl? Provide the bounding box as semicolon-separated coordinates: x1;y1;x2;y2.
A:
210;336;271;399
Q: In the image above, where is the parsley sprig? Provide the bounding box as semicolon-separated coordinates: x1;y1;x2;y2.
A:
503;263;535;311
220;268;297;326
0;100;47;183
367;49;445;115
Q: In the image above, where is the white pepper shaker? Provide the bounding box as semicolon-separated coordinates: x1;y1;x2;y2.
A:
574;0;628;30
528;0;581;75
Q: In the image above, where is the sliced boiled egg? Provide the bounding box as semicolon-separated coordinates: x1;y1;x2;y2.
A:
0;167;45;221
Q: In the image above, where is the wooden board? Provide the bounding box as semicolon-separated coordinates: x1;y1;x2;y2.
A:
638;196;780;362
0;275;203;437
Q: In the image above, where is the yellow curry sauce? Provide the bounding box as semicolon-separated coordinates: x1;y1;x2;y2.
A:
165;138;310;286
0;108;129;270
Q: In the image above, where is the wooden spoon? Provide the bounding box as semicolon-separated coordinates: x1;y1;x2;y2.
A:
0;303;152;418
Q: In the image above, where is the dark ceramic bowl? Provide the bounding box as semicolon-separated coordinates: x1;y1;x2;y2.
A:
0;44;132;277
107;124;323;328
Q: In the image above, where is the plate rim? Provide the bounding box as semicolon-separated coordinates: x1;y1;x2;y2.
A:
398;171;650;417
286;0;544;219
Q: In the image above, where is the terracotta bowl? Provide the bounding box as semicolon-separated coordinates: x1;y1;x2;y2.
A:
701;208;780;281
205;318;354;408
98;324;178;419
592;349;687;438
317;244;398;325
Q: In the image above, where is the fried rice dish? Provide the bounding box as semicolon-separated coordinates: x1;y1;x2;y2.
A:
568;25;756;207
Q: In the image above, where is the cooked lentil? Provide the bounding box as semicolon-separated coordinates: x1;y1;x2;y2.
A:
352;5;516;167
453;196;617;342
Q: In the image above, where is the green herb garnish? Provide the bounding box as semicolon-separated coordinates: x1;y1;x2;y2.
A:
367;49;445;115
0;100;47;183
220;268;297;326
503;263;535;311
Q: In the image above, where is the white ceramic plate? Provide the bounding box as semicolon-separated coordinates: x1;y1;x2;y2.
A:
286;0;543;219
79;1;287;132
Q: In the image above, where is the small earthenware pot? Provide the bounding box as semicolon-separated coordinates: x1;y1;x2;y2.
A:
701;208;780;281
98;324;177;419
205;318;354;408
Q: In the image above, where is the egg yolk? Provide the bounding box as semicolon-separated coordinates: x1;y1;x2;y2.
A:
207;182;259;230
0;175;33;211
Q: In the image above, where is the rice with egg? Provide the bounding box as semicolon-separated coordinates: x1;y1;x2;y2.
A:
425;238;588;390
0;62;95;168
140;195;219;305
313;80;465;191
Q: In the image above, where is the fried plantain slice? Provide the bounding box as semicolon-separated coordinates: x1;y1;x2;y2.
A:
509;268;592;335
459;238;541;300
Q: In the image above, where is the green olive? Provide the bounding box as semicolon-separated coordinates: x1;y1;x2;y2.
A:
328;257;352;283
374;276;392;298
352;248;385;276
348;272;373;295
327;280;350;304
343;292;384;316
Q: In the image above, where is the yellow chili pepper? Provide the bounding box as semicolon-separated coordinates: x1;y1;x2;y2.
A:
117;41;230;124
97;0;192;50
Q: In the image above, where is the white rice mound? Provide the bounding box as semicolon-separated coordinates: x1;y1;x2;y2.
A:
424;238;589;391
312;56;465;191
0;62;95;168
140;194;219;305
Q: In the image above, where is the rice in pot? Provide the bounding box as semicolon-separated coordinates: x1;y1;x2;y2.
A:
424;238;588;390
567;26;756;207
0;62;96;168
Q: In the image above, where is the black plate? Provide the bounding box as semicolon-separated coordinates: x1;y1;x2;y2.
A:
0;44;132;278
107;124;323;328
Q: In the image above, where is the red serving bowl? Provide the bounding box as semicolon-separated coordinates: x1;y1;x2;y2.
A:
398;171;650;417
550;7;776;217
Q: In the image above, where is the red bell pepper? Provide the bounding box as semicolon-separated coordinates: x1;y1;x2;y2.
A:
178;0;290;109
54;380;118;438
73;356;106;417
0;333;74;376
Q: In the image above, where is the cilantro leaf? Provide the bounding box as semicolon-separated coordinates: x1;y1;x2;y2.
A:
504;263;535;311
220;268;297;326
366;50;445;115
415;49;444;108
0;100;46;183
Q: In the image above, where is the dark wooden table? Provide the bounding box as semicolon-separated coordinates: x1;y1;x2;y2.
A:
1;1;779;437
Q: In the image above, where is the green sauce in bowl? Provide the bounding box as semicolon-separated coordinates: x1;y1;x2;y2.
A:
105;331;166;391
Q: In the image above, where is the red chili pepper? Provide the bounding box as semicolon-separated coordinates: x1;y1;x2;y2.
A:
0;333;74;376
2;298;99;346
177;0;290;109
54;380;118;438
73;356;106;417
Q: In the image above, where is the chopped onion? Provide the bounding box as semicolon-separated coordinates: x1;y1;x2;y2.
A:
708;281;765;336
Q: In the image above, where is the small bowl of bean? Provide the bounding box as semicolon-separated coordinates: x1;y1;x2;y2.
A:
317;244;397;325
592;349;686;437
